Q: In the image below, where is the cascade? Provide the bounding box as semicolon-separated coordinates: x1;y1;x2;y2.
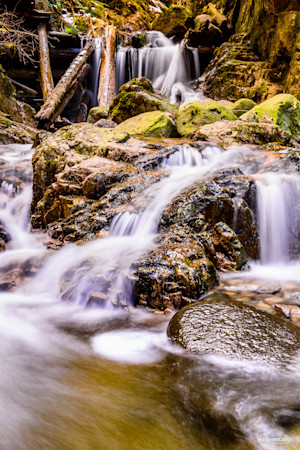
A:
255;174;300;264
116;31;202;104
84;37;102;108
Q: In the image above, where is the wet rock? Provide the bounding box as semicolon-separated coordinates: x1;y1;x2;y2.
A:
116;111;177;138
87;106;109;123
108;77;177;124
211;222;247;270
177;100;237;136
95;119;117;128
151;5;194;39
241;94;300;138
191;120;296;146
167;295;300;363
231;98;257;118
0;112;37;145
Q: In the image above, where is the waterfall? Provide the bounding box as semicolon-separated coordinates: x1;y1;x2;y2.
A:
85;37;102;108
255;173;300;264
116;31;203;104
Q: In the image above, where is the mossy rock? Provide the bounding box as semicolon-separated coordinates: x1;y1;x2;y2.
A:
109;80;177;124
167;296;300;363
151;5;193;38
119;77;154;93
191;120;295;146
116;111;177;138
87;106;109;124
177;99;238;136
202;3;227;31
231;98;257;117
0;112;37;144
241;94;300;137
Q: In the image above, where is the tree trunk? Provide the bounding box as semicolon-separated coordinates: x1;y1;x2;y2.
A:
97;25;116;107
36;41;94;128
38;23;54;102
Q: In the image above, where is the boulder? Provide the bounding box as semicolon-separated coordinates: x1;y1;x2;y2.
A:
151;5;194;38
241;94;300;138
95;119;118;128
191;120;296;146
109;78;177;124
167;295;300;363
87;106;109;123
231;98;257;117
0;67;36;127
191;14;223;47
177;99;237;136
115;111;177;138
0;112;37;144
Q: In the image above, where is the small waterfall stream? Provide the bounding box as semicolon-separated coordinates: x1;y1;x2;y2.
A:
116;31;203;104
0;143;300;449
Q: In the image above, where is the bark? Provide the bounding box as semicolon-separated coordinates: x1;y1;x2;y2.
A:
36;41;94;128
98;25;116;107
38;23;54;102
42;63;90;128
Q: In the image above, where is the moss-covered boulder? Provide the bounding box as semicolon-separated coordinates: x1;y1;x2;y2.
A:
0;112;37;144
167;296;300;363
177;99;237;136
0;67;36;127
241;94;300;138
109;78;177;124
231;98;257;117
151;5;193;38
191;119;296;146
116;111;177;138
87;106;109;124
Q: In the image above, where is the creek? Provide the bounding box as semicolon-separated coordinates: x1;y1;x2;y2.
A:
0;142;300;449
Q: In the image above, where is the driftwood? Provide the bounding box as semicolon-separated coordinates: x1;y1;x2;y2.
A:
8;77;38;96
98;26;116;107
38;23;54;101
36;41;94;128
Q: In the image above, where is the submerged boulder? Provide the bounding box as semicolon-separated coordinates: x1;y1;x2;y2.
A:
116;111;177;138
167;296;300;363
108;78;177;124
177;100;237;136
241;94;300;138
151;5;194;38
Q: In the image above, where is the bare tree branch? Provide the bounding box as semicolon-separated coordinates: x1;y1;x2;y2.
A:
0;9;39;64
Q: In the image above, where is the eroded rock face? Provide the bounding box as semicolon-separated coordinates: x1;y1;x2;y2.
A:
167;295;300;363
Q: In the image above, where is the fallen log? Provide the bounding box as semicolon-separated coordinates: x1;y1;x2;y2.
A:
36;41;94;128
8;77;39;96
98;25;116;107
38;22;54;101
44;63;90;128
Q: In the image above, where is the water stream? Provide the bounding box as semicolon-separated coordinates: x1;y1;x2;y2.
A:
116;31;203;104
0;143;300;449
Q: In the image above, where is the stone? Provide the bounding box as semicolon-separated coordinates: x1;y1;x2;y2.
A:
231;98;257;117
151;5;194;38
0;112;37;145
167;295;300;363
95;118;117;128
191;120;296;146
115;111;177;138
177;99;237;136
241;94;300;138
87;106;109;123
109;78;177;124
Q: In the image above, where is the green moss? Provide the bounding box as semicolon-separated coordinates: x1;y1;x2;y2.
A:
151;5;193;37
241;94;300;137
115;111;177;138
231;98;257;117
177;99;238;136
87;106;109;123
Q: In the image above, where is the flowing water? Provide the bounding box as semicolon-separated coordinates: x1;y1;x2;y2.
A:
0;143;300;449
116;31;203;104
